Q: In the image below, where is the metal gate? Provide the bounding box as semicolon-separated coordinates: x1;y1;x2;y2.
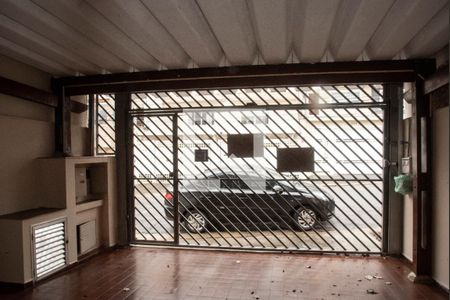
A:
129;85;385;253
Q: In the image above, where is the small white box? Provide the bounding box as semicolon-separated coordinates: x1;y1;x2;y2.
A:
401;157;412;174
78;220;97;254
75;167;88;203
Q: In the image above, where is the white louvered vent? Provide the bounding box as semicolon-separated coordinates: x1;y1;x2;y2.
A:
32;220;67;280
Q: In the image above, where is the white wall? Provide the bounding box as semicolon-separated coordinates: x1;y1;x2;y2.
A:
431;106;449;289
0;55;54;215
402;193;413;261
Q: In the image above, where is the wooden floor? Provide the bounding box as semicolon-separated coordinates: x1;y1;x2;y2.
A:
1;247;447;300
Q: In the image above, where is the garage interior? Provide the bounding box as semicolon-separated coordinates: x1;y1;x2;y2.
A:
0;0;448;299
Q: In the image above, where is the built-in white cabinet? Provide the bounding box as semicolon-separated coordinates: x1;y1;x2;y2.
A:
0;157;117;284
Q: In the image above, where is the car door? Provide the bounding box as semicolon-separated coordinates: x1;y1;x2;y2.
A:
265;180;294;224
217;177;247;227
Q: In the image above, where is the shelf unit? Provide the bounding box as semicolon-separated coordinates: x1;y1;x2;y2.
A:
0;156;117;285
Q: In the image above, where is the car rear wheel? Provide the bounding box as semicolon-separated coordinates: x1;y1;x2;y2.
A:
184;210;208;233
294;207;317;231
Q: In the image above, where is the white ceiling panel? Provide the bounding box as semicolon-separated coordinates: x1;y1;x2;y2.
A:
293;0;340;63
0;0;446;76
0;14;101;74
366;0;448;60
404;5;449;58
330;0;395;61
87;0;190;69
197;0;256;65
32;0;159;71
247;0;293;64
140;0;223;67
0;36;75;75
0;0;129;73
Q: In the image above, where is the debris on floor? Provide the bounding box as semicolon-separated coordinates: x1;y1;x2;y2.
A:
385;281;392;285
306;265;312;269
236;260;240;264
122;288;130;292
366;289;378;294
365;274;384;281
407;272;416;282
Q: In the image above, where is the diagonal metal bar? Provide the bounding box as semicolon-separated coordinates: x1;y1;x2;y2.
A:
209;90;361;250
134;121;241;247
164;117;283;248
133;141;207;245
217;90;370;249
133;97;264;247
274;87;385;201
176;91;322;249
195;89;352;250
148;113;303;249
137;118;255;248
128;84;384;253
134;126;235;247
226;88;382;248
178;107;326;250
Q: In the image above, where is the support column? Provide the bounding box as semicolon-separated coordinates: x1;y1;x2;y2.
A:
54;86;71;156
115;93;132;245
383;83;403;254
411;78;432;278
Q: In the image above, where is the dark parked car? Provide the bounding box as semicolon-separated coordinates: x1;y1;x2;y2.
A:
164;171;335;233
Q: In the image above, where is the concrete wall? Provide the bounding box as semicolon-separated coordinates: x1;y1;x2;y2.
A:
0;55;54;215
431;106;449;289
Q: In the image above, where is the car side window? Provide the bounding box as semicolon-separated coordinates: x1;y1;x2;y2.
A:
266;180;276;190
220;179;239;189
220;178;249;190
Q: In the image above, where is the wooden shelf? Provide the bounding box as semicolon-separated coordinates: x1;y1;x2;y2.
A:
76;199;104;213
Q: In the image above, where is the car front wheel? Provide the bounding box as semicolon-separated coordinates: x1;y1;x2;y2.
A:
294;207;317;231
184;210;208;233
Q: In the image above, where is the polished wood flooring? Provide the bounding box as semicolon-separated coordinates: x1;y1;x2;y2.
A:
1;247;447;300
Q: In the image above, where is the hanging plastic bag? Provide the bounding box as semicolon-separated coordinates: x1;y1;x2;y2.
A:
394;175;413;195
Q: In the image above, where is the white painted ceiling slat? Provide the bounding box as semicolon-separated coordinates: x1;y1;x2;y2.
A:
87;0;189;69
196;0;256;66
330;0;395;62
247;0;293;64
0;14;101;74
140;0;223;67
366;0;448;60
0;0;447;76
0;0;129;73
404;5;449;58
293;0;340;63
32;0;160;71
0;36;75;75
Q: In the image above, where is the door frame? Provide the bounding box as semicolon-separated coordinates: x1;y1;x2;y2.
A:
127;111;179;245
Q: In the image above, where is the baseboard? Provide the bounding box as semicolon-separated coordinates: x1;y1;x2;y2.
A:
0;280;33;291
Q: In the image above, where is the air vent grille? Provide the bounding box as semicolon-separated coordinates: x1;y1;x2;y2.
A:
33;220;67;280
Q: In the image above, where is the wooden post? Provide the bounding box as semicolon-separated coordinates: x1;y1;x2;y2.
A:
411;78;432;278
115;93;132;245
54;86;71;156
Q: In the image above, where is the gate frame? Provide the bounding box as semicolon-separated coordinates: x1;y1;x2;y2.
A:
54;60;436;271
128;94;387;253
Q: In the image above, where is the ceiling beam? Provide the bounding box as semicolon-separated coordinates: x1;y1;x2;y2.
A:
0;75;57;107
0;75;88;113
55;60;435;96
